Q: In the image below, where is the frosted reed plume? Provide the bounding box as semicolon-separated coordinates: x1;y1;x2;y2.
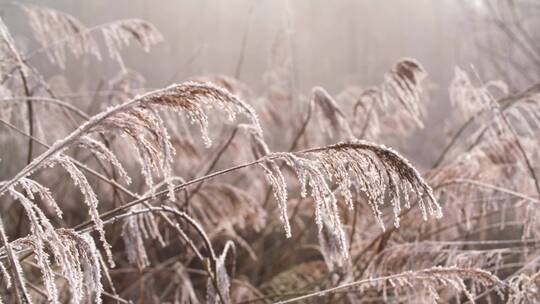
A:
1;4;538;303
17;3;162;70
16;3;100;69
261;141;441;260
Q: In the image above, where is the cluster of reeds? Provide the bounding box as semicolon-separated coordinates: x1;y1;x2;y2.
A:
0;3;539;304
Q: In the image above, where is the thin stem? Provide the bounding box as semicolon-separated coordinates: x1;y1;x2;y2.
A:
261;97;313;209
187;126;239;202
431;82;540;168
0;218;30;304
233;4;255;79
274;271;412;303
18;69;33;165
74;157;268;231
498;111;540;197
480;76;540;198
437;178;540;205
0;96;90;120
0;86;169;197
83;205;226;304
0;118;135;201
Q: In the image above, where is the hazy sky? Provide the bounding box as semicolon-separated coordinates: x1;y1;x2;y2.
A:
2;0;518;164
3;0;481;91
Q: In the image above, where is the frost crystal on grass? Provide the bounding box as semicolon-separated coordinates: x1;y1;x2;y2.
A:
312;86;355;140
382;58;427;127
78;136;132;185
17;3;100;69
140;81;263;148
6;188;104;303
102;19;163;70
18;177;63;219
121;206;164;270
0;217;32;303
263;141;442;258
50;155;115;267
260;160;290;237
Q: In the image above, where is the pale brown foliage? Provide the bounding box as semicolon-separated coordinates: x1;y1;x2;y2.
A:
0;4;538;304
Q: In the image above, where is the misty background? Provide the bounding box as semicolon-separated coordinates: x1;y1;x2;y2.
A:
2;0;538;165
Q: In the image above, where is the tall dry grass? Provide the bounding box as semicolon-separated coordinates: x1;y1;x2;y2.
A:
0;3;539;303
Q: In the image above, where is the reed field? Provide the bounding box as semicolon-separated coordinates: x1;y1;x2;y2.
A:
0;1;539;303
